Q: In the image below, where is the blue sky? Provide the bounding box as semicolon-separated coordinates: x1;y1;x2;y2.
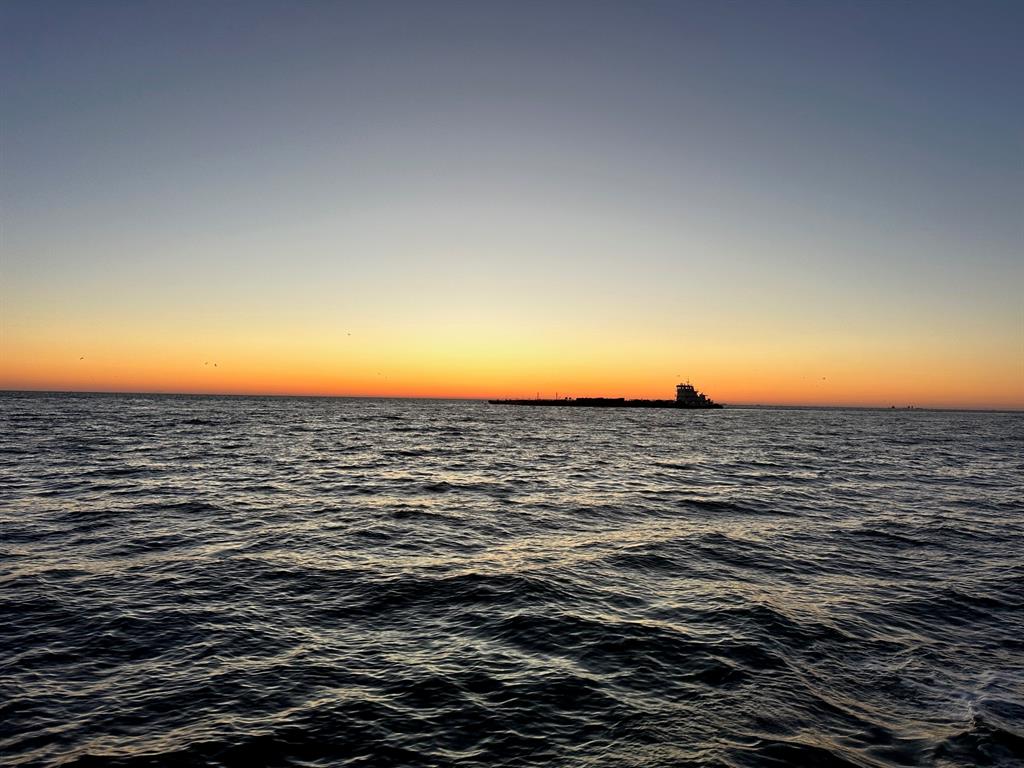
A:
2;1;1022;404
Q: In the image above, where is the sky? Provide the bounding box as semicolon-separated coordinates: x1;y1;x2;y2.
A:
1;1;1022;407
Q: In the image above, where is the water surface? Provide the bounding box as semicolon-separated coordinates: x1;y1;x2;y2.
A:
2;393;1022;766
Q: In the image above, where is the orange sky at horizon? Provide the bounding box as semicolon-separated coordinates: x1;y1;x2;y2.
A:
3;323;1021;409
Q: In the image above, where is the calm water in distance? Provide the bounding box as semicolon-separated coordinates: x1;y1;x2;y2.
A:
2;392;1022;767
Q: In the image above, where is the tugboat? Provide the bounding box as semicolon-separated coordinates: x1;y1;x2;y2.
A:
488;382;723;409
673;382;720;408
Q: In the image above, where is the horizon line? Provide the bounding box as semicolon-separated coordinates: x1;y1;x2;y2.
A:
2;388;1020;414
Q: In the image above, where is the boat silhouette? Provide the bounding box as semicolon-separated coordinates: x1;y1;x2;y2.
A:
489;383;723;409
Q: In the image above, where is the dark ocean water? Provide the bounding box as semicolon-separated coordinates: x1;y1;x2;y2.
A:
2;392;1022;768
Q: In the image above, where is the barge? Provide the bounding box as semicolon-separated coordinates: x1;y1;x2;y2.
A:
489;382;723;409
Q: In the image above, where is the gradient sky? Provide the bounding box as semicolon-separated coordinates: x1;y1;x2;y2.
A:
2;1;1022;407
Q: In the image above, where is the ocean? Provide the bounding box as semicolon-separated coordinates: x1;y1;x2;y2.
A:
2;392;1022;767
